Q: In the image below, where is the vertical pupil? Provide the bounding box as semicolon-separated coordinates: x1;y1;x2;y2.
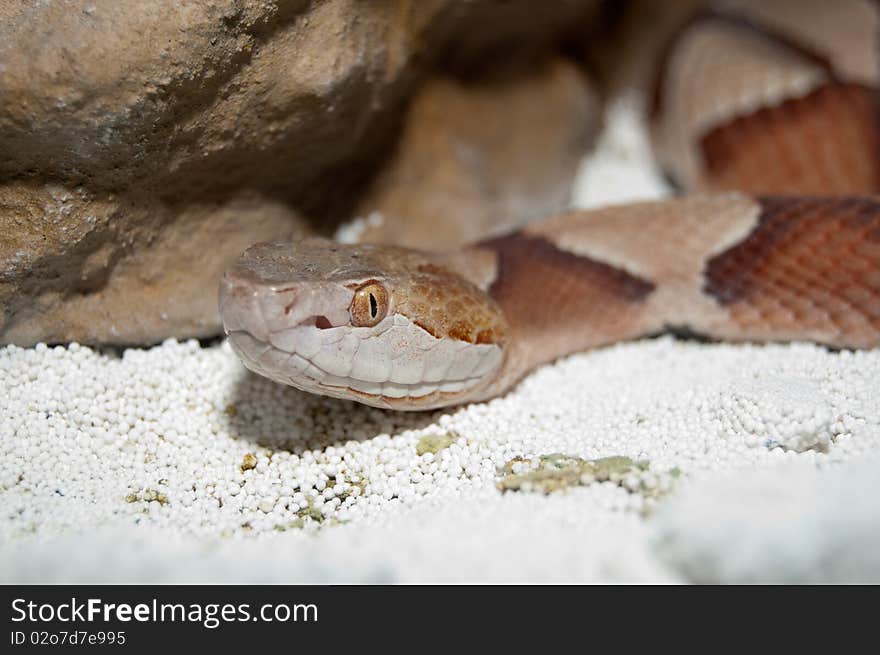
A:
369;293;377;317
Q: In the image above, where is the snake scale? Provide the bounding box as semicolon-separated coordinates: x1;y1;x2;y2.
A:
220;0;880;410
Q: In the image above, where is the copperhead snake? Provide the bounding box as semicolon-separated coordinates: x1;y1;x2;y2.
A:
220;0;880;411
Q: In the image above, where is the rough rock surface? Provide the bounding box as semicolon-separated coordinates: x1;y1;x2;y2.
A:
348;58;600;250
0;0;602;346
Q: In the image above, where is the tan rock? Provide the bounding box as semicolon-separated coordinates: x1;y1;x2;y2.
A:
0;183;305;345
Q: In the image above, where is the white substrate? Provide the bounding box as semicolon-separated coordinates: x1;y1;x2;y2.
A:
2;100;879;583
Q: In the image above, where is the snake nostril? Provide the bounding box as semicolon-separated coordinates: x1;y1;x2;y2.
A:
314;316;333;329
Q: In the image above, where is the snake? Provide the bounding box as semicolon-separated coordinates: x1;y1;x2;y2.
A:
219;0;880;411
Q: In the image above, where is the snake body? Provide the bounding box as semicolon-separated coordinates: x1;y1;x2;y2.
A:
220;0;880;410
221;194;880;410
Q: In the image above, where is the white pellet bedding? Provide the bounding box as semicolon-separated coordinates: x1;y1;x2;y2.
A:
2;102;879;583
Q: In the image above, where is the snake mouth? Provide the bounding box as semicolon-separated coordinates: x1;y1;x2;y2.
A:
226;329;493;406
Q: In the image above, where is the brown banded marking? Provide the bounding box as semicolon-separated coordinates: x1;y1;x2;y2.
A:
700;83;880;193
650;0;880;192
474;232;655;384
519;194;761;340
651;15;828;188
703;196;880;347
486;194;880;354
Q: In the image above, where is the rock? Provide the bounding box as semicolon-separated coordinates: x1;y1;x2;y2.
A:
345;58;601;250
0;0;602;346
0;183;306;345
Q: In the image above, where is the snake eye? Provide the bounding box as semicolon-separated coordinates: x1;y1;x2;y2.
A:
350;281;388;327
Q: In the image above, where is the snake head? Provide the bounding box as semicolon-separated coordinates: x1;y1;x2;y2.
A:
219;238;507;410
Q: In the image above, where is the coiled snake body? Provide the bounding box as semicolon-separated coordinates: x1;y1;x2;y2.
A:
220;0;880;410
